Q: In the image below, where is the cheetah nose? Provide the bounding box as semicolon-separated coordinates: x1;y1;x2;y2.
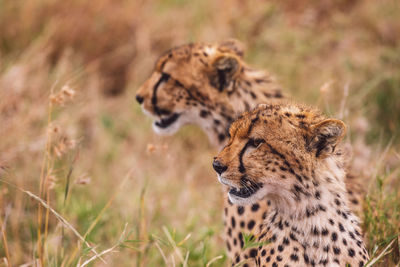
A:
136;94;144;104
213;159;227;175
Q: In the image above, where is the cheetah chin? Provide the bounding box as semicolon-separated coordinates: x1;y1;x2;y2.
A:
218;176;266;205
152;113;182;135
228;187;267;206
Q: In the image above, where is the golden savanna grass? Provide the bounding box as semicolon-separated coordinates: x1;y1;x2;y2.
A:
1;0;399;266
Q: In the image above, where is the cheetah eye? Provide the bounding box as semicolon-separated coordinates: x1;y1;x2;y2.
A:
250;138;265;148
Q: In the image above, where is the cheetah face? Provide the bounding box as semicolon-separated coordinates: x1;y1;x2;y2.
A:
136;71;190;135
213;103;346;205
136;40;245;137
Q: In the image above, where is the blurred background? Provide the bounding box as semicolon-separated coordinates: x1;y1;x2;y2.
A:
0;0;399;266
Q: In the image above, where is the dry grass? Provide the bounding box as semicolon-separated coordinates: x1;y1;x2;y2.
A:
0;0;399;266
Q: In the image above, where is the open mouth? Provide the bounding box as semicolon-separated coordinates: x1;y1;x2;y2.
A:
228;178;263;198
154;113;180;129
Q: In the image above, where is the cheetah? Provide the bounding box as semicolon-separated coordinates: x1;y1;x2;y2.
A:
135;39;284;146
213;102;369;267
135;40;365;265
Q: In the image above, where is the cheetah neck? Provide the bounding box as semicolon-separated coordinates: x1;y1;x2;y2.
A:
260;157;368;265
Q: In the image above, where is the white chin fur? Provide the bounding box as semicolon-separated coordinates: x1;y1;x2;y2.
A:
228;186;268;205
152;121;180;135
141;105;185;135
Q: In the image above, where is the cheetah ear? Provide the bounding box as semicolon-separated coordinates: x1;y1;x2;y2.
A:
218;39;246;58
307;119;346;158
209;55;241;92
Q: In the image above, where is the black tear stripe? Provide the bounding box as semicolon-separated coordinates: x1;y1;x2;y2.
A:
238;115;261;173
238;140;252;173
151;72;171;116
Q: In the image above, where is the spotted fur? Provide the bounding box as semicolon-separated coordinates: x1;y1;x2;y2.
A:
214;102;369;267
136;40;365;265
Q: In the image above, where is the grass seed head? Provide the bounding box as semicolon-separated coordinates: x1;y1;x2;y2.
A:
75;174;91;185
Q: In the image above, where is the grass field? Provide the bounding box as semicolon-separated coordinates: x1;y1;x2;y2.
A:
1;0;400;266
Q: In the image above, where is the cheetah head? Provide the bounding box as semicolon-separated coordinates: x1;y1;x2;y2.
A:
135;40;250;143
213;102;346;206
